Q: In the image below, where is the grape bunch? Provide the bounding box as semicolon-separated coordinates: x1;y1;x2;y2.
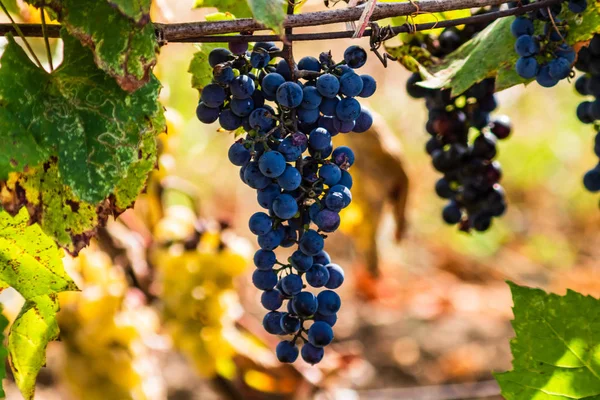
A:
408;76;510;232
511;0;582;87
574;35;600;194
405;23;511;232
196;42;376;364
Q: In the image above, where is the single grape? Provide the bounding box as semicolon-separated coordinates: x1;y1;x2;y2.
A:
308;321;334;347
301;343;325;365
511;16;534;37
280;313;302;333
201;84;227;108
261;290;284;310
249;212;273;236
281;274;304;296
273;194;299;220
316;74;341;98
263;311;285;335
196;103;220;124
515;56;539;79
325;264;344;289
354;108;373;133
339;72;364;97
317;290;341;316
230;97;255;117
514;35;539;57
254;249;277;270
359;75;377;98
276;341;299;363
277;82;304;108
299;230;325;256
344;45;368;69
252;269;278;290
292;291;319;317
298;56;321;72
208;47;233;67
230;75;255;99
277;165;302;191
336;97;362;122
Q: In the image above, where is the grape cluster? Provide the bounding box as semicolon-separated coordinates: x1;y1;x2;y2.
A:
511;0;582;87
406;23;511;232
574;35;600;194
408;76;510;232
196;42;376;364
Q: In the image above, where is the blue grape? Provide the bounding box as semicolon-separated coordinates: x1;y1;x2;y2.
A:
332;146;355;168
354;108;373;133
257;183;281;209
208;47;233;67
555;44;576;64
276;59;293;80
332;117;355;134
281;274;304;296
336;97;362;122
359;75;377;98
230;75;255;99
302;86;323;110
306;264;331;288
516;57;539;79
261;290;283;310
511;16;534;38
249;108;275;131
301;343;325;365
339;72;364;97
329;185;352;207
569;0;587;13
228;142;251;166
320;97;340;116
514;35;539;57
325;264;344;289
219;109;243;131
313;250;331;266
325;191;344;212
244;162;271;189
262;73;286;95
258;228;284;250
259;151;286;178
300;230;324;256
278;138;303;161
230;97;255;117
314;209;340;232
548;57;571;80
317;290;341;316
228;41;248;55
201;84;226;108
273;194;299;219
214;66;235;84
344;45;367;69
442;202;462;224
338;170;353;189
308;321;334;347
277;165;302;191
309;128;332;151
319;164;342;186
263;312;285;334
292;291;319;317
252;269;278;290
249;212;273;235
584;166;600;192
277;82;304;108
196;103;220;124
316;74;341;98
536;64;559;88
290;250;313;272
250;50;271;68
276;341;299;363
254;249;277;270
298;56;321;72
298;107;320;124
280;313;302;333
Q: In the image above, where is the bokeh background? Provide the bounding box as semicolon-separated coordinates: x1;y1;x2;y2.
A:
2;0;600;399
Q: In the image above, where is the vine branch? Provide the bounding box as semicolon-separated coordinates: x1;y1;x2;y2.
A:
0;0;539;43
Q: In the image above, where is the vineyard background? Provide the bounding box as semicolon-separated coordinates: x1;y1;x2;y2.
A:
1;0;599;399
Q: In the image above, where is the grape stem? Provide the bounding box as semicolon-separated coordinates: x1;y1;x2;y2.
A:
0;0;562;43
282;0;297;81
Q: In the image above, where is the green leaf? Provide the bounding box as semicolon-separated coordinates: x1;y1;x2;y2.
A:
0;208;78;299
193;0;252;18
495;282;600;399
410;2;600;95
0;31;164;203
8;295;60;400
26;0;158;92
106;0;151;24
0;306;8;398
2;161;110;255
247;0;286;33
